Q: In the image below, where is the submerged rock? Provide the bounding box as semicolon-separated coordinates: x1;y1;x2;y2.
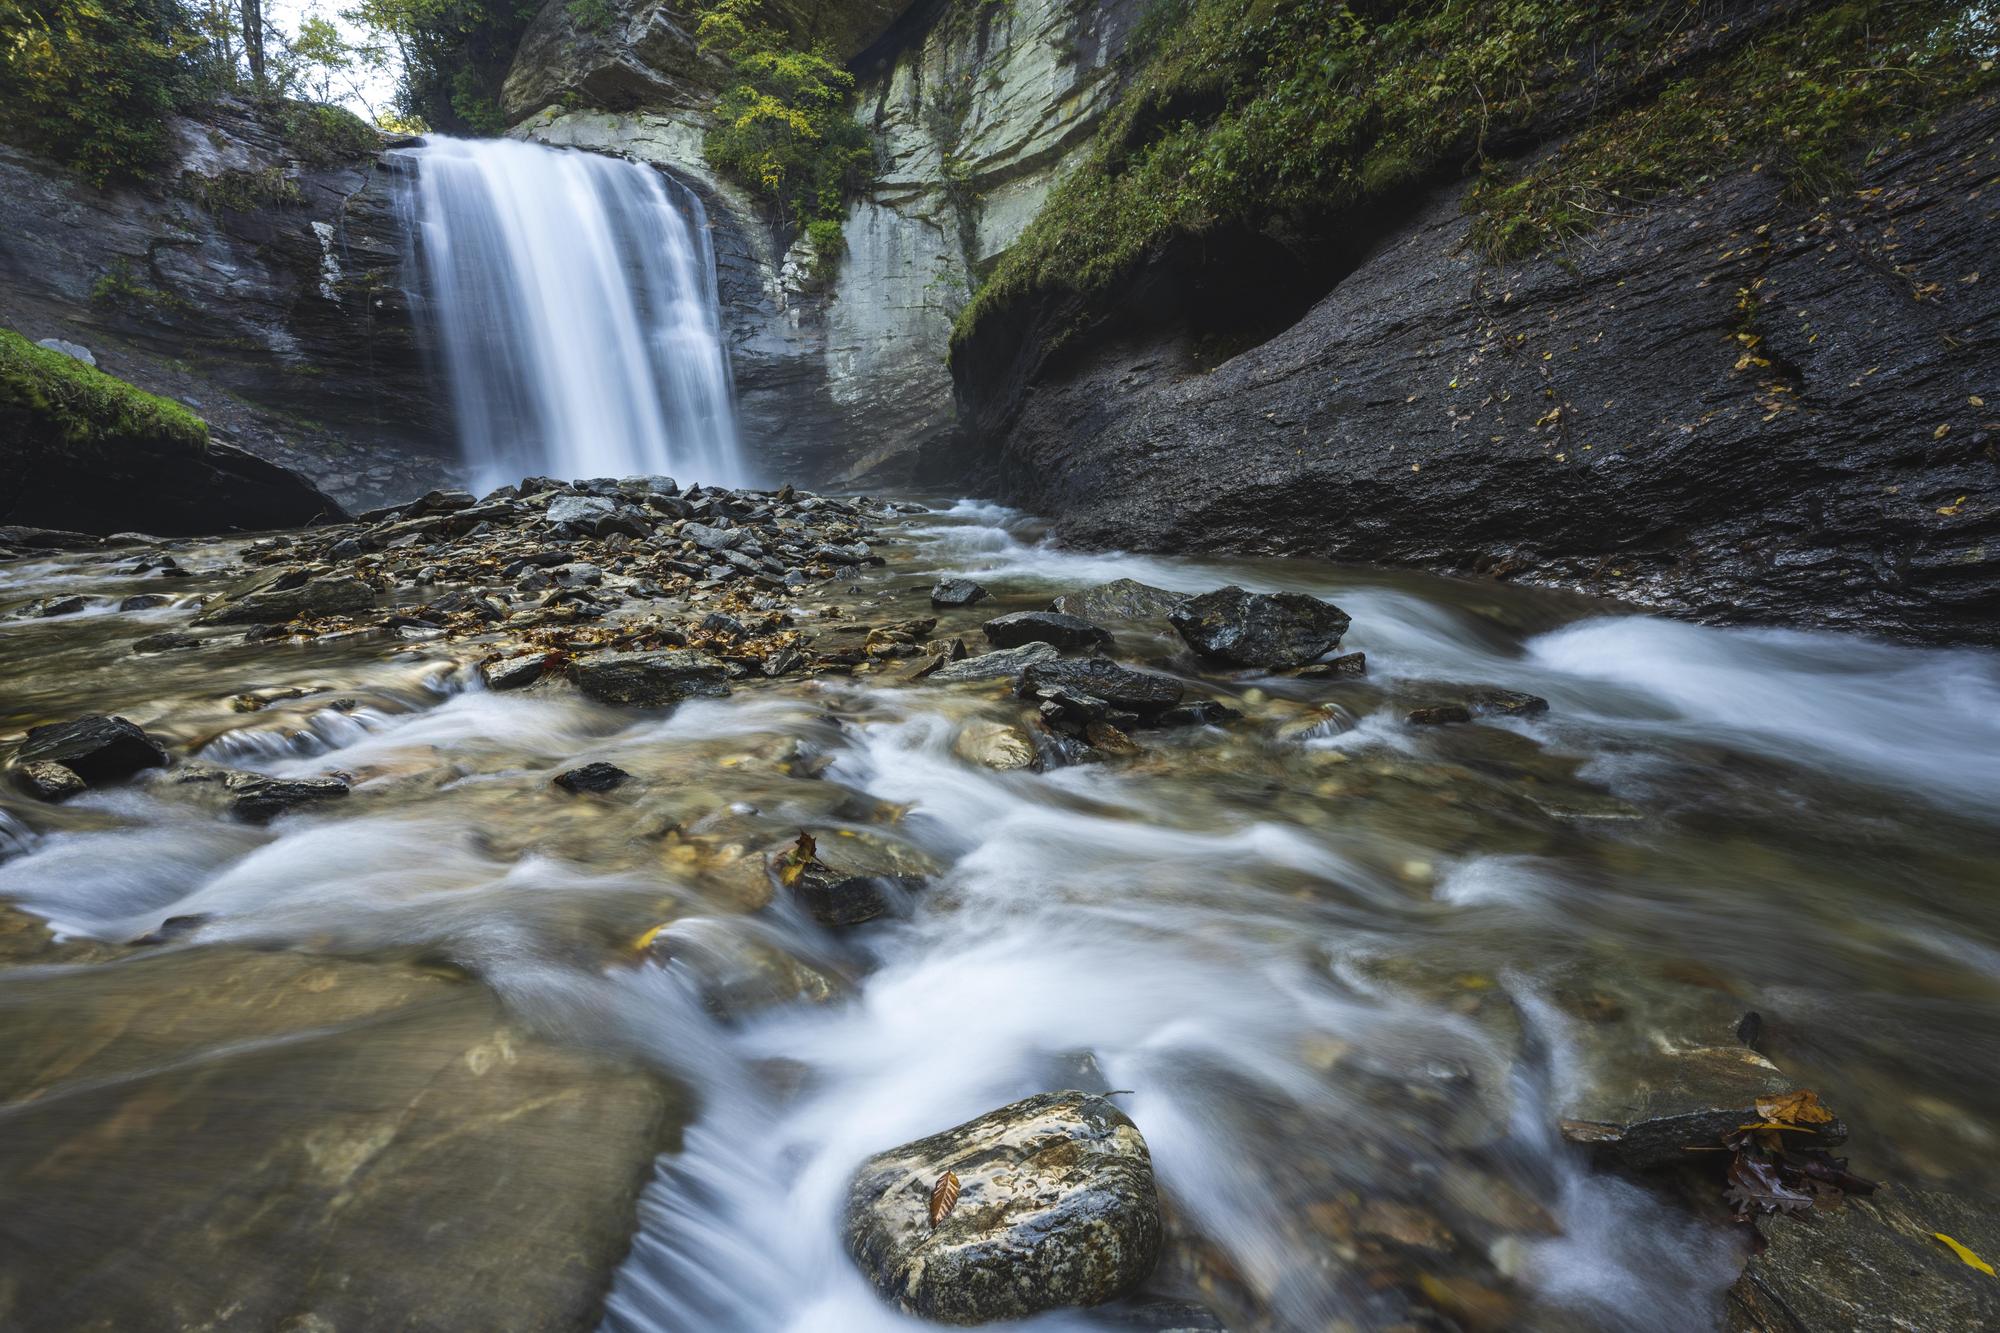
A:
1466;688;1549;717
1728;1186;2000;1331
1407;704;1473;726
845;1089;1162;1323
571;649;730;707
982;610;1112;652
131;631;200;654
931;642;1061;684
1559;1050;1836;1172
1050;579;1188;623
931;577;990;608
1169;586;1350;668
641;917;841;1021
16;714;168;786
953;720;1038;771
553;762;630;794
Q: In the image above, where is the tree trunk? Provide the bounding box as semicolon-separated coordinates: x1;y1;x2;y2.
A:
242;0;265;90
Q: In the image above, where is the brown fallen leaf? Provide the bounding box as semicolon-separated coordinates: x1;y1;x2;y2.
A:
777;831;818;887
1755;1089;1835;1127
929;1170;960;1229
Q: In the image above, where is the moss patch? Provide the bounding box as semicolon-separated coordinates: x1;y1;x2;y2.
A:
951;0;1998;354
280;100;382;167
0;327;208;453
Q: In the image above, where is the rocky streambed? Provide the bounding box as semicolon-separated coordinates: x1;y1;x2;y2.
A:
3;485;2000;1331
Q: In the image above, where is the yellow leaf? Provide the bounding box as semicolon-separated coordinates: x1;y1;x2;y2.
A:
1972;396;1986;407
1931;1233;1996;1277
1755;1089;1836;1127
929;1170;961;1228
1934;424;1951;439
633;923;667;951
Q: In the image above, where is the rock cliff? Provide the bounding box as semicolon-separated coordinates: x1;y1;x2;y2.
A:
0;99;446;511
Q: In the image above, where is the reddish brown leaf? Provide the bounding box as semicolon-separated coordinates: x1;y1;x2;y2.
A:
928;1171;960;1229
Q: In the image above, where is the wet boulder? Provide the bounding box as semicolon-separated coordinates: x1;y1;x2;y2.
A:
479;652;549;691
1559;1041;1839;1172
640;917;842;1021
553;762;629;794
983;610;1112;652
13;760;86;802
195;573;375;626
1466;688;1549;717
1728;1186;2000;1331
226;773;350;823
931;577;990;608
1294;652;1367;679
1050;579;1187;623
844;1090;1162;1323
931;642;1061;684
1407;704;1473;726
571;649;730;707
953;720;1038;771
1017;659;1184;717
16;714;168;786
1169;586;1350;669
131;631;201;654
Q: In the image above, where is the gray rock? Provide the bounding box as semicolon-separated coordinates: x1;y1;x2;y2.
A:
845;1090;1162;1323
1728;1186;2000;1332
931;642;1061;683
682;521;747;552
1466;687;1549;717
1293;652;1366;679
13;760;86;802
931;578;990;608
952;720;1037;771
35;337;95;366
1169;586;1350;669
195;574;375;626
479;653;549;691
119;593;173;611
17;715;168;785
1017;659;1184;715
1406;704;1473;726
1050;578;1187;622
983;609;1111;652
546;494;618;531
226;773;350;823
1559;1042;1835;1172
571;650;731;707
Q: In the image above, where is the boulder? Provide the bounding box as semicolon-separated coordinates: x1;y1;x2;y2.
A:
1168;586;1350;669
931;642;1061;684
1559;1045;1837;1173
640;917;841;1021
1155;700;1241;728
1466;688;1549;717
225;773;350;823
1018;659;1184;716
13;760;86;802
1407;705;1473;726
131;632;201;654
1050;579;1187;623
545;494;617;532
479;653;549;691
553;762;630;794
953;720;1037;771
195;573;375;626
118;593;173;611
16;715;168;785
844;1090;1162;1323
983;610;1112;652
1728;1186;2000;1331
1294;652;1366;679
931;577;990;608
571;650;730;707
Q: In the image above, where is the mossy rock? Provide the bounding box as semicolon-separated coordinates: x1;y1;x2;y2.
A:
0;327;343;535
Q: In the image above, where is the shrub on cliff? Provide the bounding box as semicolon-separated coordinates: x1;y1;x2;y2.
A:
694;0;874;256
0;328;208;456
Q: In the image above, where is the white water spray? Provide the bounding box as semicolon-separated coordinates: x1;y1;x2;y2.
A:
403;137;749;491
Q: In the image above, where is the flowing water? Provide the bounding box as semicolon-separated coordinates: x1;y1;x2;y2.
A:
401;137;747;492
4;502;2000;1331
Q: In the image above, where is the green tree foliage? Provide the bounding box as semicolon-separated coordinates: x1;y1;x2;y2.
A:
347;0;538;132
0;0;207;186
696;0;873;257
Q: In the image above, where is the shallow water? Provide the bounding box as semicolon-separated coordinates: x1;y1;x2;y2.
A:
3;500;1998;1331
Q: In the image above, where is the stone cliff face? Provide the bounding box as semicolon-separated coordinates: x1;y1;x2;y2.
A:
0;99;448;510
952;98;2000;646
502;0;1142;483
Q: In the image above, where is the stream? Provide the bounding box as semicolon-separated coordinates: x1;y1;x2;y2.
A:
4;498;1999;1331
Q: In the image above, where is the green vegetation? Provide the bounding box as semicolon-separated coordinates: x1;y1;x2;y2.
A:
90;260;193;313
279;100;380;165
350;0;540;132
0;0;206;186
0;327;209;452
953;0;2000;350
178;164;304;210
564;0;613;34
695;0;874;261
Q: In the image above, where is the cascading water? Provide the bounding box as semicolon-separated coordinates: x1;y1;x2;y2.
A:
402;136;748;492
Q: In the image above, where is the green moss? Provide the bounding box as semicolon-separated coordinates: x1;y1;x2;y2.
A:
90;260;193;314
0;327;208;453
952;0;1999;353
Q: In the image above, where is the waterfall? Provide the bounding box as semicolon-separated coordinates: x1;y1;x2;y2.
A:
401;137;749;492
